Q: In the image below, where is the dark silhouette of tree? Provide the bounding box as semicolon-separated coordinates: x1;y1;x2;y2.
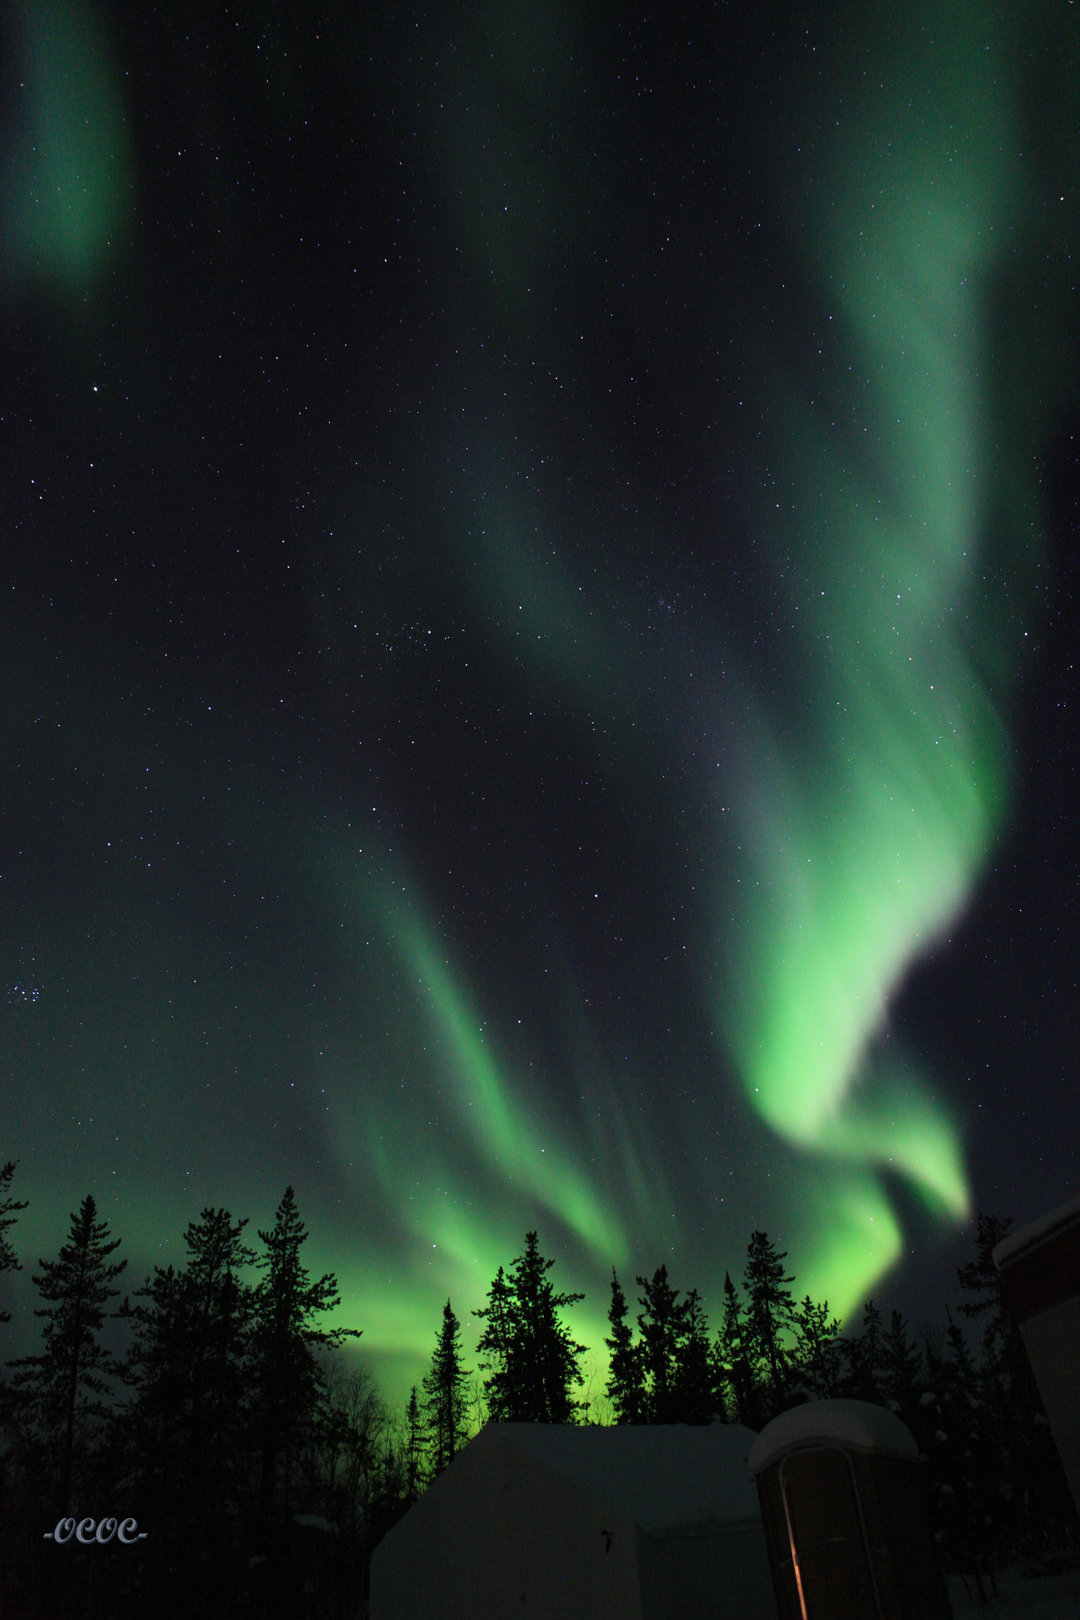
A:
475;1232;587;1422
923;1309;998;1600
791;1294;843;1399
250;1186;360;1533
422;1301;470;1474
9;1194;126;1510
121;1208;255;1512
0;1161;27;1325
672;1288;717;1423
113;1208;257;1613
605;1268;646;1423
955;1214;1034;1424
402;1384;427;1500
956;1214;1014;1339
635;1265;690;1423
845;1298;883;1401
879;1307;923;1425
743;1231;796;1413
309;1355;385;1542
607;1270;717;1425
712;1271;758;1425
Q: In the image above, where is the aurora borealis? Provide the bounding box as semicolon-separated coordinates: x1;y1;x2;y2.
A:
2;0;1078;1407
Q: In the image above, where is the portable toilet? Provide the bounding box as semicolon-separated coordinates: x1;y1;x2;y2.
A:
749;1399;951;1620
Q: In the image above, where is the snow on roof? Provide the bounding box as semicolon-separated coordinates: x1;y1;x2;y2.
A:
748;1399;919;1475
482;1422;762;1533
993;1190;1080;1268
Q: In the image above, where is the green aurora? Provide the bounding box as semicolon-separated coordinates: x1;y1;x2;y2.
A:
2;0;1076;1408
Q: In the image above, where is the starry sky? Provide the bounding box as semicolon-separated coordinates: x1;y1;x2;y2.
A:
2;0;1078;1408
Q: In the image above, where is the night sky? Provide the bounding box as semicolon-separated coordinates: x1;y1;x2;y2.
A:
2;0;1078;1408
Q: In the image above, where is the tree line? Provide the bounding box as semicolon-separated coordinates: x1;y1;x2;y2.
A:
0;1161;1075;1617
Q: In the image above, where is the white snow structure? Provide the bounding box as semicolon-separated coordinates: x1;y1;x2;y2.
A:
994;1190;1080;1518
368;1421;777;1619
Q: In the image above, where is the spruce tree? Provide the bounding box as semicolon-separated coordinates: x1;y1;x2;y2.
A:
956;1213;1029;1409
712;1271;757;1425
791;1295;843;1399
672;1288;716;1424
120;1207;256;1526
475;1232;587;1423
845;1299;883;1401
636;1266;690;1423
742;1231;796;1413
879;1308;923;1424
0;1161;27;1325
936;1309;998;1597
9;1195;126;1510
605;1268;646;1423
422;1301;470;1473
402;1384;427;1499
250;1186;360;1531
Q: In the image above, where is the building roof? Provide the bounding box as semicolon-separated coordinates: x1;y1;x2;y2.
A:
993;1190;1080;1267
478;1421;762;1533
993;1191;1080;1321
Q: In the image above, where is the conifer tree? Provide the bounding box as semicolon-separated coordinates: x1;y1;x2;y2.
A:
935;1308;998;1597
475;1232;587;1423
672;1288;716;1424
712;1271;757;1425
121;1207;256;1529
845;1299;883;1401
250;1186;360;1530
0;1161;27;1325
742;1231;796;1412
402;1384;427;1500
635;1266;690;1423
422;1301;470;1473
956;1213;1027;1403
605;1268;646;1423
792;1295;843;1399
9;1195;126;1509
879;1308;923;1424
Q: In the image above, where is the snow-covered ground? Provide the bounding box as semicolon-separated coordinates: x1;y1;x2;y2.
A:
947;1563;1080;1617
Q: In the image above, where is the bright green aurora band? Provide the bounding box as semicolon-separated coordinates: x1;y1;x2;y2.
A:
404;0;1074;1352
714;6;1073;1312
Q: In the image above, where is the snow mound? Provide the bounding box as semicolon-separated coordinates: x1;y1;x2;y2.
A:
749;1399;919;1474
